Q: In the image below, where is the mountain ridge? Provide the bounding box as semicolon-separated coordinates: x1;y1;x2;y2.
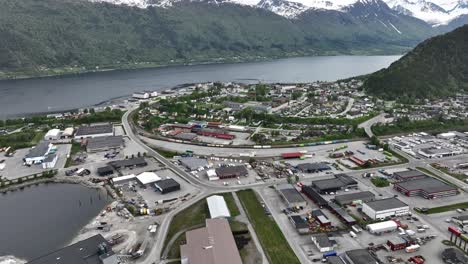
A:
363;24;468;99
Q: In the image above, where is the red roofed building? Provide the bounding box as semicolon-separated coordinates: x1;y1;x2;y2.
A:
282;152;303;159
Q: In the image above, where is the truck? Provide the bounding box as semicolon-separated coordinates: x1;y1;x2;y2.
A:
349;231;357;238
405;245;420;253
323;251;337;258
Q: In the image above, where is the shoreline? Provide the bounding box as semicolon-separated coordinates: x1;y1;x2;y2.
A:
0;53;403;82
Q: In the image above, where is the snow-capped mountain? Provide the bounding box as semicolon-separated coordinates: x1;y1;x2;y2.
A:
90;0;468;25
257;0;309;17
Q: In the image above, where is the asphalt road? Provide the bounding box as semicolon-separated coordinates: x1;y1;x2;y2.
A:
122;107;468;264
358;112;388;138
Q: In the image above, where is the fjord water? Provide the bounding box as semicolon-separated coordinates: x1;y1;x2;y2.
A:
0;56;400;118
0;184;109;261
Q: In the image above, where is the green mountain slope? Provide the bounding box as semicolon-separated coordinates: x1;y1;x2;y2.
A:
363;25;468;99
0;0;445;77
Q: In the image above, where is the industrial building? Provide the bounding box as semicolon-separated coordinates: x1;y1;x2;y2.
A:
136;172;161;186
109;157;147;169
311;209;331;227
366;220;399;234
24;141;56;166
154;178;180;194
179;157;209;171
328;202;356;226
27;234;117;264
311;233;335;253
207;195;231;219
86;136;124;152
180;218;242;264
289;215;309;234
44;129;62;140
387;236;414;251
111;174;136;185
418;147;462;158
97;166;114;176
342;249;380;264
197;128;235;140
281;152;304;159
296;162;331;173
334;191;375;206
74;124;114;139
394;176;459;199
393;170;427;182
362;198;409;220
215;165;248;179
276;184;307;208
311;174;358;194
302;185;328;208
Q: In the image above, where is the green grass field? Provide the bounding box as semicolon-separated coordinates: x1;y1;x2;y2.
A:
424;202;468;214
237;189;300;264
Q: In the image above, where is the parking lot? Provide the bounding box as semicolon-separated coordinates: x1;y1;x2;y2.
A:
1;144;71;180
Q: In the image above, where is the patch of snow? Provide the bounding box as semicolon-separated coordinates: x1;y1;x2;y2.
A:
389;22;402;33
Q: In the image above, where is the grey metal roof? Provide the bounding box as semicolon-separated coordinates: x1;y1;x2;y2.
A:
327;256;346;264
289;215;308;229
364;198;408;212
25;141;50;159
312;233;333;248
334;191;375;204
27;234;115;264
109;157;147;168
87;136;124;150
297;162;331;172
395;176;457;193
155;178;180;190
345;249;379;264
394;170;427;179
179;157;209;170
75;124;113;137
312;174;357;191
278;187;306;204
174;133;198;141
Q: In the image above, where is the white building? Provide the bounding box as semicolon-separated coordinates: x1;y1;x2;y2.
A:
62;127;75;138
362;198;409;220
311;234;335;253
44;129;62;140
206;195;231;219
206;169;218;181
111;174;136;185
136;172;161;186
24;141;54;165
133;92;150;99
366;220;398;234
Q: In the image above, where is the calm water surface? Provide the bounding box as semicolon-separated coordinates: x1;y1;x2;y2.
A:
0;184;109;260
0;56;400;117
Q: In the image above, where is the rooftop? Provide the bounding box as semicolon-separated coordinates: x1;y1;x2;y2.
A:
25;141;51;159
393;170;427;179
109;157;147;168
395;176;457;193
27;234;115;264
345;249;379;264
334;191;375;204
154;178;180;189
75;124;113;137
364;198;408;212
312;233;333;248
297;162;331;171
277;184;306;204
207;195;230;219
87;136;124;150
180;218;242;264
312;174;357;191
179;157;209;171
136;172;161;185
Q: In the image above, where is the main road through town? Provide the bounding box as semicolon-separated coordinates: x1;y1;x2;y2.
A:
122;108;467;264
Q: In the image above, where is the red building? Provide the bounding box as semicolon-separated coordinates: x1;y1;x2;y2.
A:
282;152;304;159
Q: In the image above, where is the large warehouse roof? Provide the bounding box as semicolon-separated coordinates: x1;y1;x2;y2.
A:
75;124;113;137
393;170;426;179
87;136;124;151
180;218;242;264
334;191;375;204
179;157;209;171
215;165;248;177
277;184;306;205
395;176;456;193
364;198;408;212
206;195;231;219
136;172;161;185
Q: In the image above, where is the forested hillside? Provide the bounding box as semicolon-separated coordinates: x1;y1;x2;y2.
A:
364;25;468;99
